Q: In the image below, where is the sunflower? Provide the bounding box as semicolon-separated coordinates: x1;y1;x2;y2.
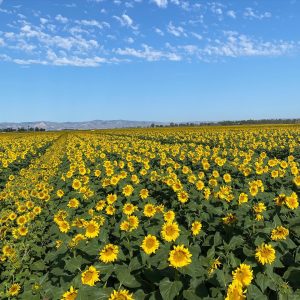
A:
16;215;27;226
122;185;134;197
72;179;82;190
84;220;100;238
143;204;156;217
232;264;253;287
120;220;130;231
57;189;64;198
196;180;205;191
81;266;100;286
67;198;80;209
168;245;192;268
274;194;286;206
139;188;149;199
141;235;159;255
163;210;175;222
253;202;266;213
293;175;300;186
18;226;28;236
99;244;119;263
255;214;264;221
106;205;116;215
61;286;78;300
222;213;237;225
106;193;117;204
108;289;134;300
208;257;221;275
238;193;248;205
255;243;276;265
285;193;299;210
2;245;16;258
177;190;189;203
94;169;101;177
123;203;137;215
33;206;42;215
8;283;21;296
223;173;232;183
225;282;246;300
58;221;70;233
95;200;106;211
191;221;202;235
127;215;139;231
271;226;289;240
161;222;180;242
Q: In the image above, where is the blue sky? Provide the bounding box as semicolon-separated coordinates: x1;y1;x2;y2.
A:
0;0;300;122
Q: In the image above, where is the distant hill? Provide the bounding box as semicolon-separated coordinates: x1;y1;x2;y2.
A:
0;119;299;131
0;120;166;131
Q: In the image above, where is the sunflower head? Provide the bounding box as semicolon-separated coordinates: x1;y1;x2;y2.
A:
99;244;119;263
168;245;192;268
108;289;134;300
161;222;180;242
232;263;253;287
141;235;159;255
81;266;100;286
255;243;276;265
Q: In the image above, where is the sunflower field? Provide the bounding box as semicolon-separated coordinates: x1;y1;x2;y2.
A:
1;126;300;300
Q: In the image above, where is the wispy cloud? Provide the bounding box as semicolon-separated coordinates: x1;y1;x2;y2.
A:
0;0;298;67
152;0;168;8
244;7;272;20
115;44;181;61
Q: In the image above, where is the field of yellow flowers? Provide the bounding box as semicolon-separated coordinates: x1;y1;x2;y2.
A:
1;126;300;300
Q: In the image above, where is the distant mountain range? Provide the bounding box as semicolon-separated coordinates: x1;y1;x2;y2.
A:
1;118;299;131
0;120;166;131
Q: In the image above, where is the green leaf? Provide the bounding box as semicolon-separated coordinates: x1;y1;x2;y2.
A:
129;256;142;271
183;289;203;300
83;239;100;256
228;236;244;250
273;214;282;226
228;252;241;268
283;267;300;289
159;277;183;300
215;269;228;288
255;272;271;292
214;232;222;246
247;284;268;300
31;261;46;271
77;286;113;299
243;246;254;256
65;256;88;273
115;266;141;288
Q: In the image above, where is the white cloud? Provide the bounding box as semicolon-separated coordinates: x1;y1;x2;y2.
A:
122;14;133;26
55;14;69;24
114;14;136;28
227;10;236;19
40;18;48;24
167;22;187;37
0;1;298;67
203;31;295;58
115;44;181;61
155;28;164;36
46;50;108;67
125;37;134;43
152;0;168;8
75;19;109;29
191;32;202;41
244;8;272;20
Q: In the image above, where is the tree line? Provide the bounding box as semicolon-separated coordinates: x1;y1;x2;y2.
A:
150;119;300;128
0;127;46;132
